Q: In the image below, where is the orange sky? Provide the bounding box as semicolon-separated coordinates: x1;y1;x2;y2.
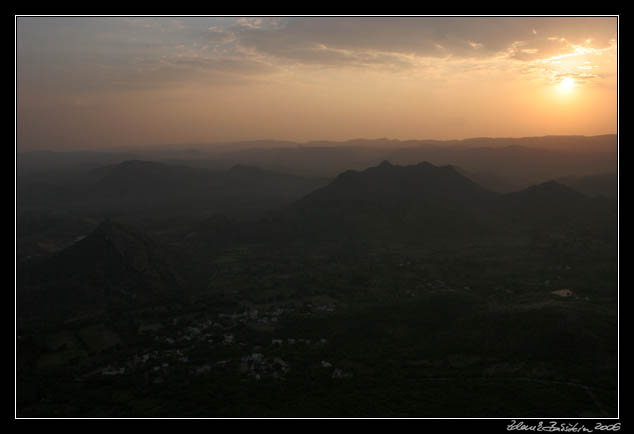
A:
16;16;618;151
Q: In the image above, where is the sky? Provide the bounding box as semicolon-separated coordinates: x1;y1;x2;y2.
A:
16;16;618;151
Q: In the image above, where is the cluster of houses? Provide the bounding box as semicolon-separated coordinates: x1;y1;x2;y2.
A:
240;352;289;380
311;304;337;313
319;360;353;379
551;289;575;298
194;359;231;375
272;337;328;346
101;367;126;376
331;368;353;379
161;304;337;347
97;303;344;382
218;307;294;327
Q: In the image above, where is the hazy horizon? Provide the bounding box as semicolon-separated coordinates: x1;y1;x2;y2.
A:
17;16;617;152
17;132;619;154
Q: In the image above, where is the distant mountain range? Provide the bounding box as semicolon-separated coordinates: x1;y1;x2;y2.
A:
17;159;617;320
18;135;617;190
189;138;617;185
18;160;328;220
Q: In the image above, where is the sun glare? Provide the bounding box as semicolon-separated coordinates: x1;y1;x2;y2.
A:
558;77;576;93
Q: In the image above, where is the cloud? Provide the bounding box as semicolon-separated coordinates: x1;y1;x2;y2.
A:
102;54;280;90
17;16;618;97
224;17;616;67
236;17;264;29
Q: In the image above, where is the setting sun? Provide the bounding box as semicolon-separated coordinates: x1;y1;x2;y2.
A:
558;77;576;93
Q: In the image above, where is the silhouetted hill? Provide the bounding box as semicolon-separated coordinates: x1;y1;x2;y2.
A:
502;180;586;207
18;220;184;319
497;180;616;234
297;160;495;207
281;161;501;243
558;172;618;198
17;211;97;261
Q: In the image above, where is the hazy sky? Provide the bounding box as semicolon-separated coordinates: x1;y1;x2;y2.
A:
16;16;618;151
